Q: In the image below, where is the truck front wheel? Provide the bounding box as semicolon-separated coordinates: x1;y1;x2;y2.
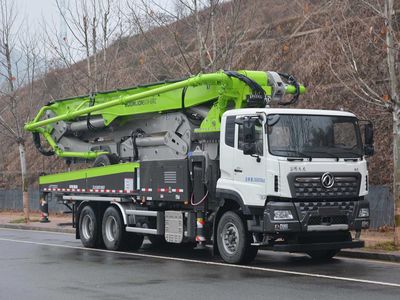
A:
217;211;258;264
79;205;100;248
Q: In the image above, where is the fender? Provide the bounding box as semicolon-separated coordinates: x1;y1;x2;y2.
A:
110;202;136;225
215;188;251;215
213;188;250;256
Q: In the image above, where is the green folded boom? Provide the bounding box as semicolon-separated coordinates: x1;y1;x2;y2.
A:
25;70;305;159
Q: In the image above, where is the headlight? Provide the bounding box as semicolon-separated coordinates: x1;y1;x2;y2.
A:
274;210;294;220
358;208;369;218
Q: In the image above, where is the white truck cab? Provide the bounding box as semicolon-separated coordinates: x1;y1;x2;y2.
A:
217;108;371;256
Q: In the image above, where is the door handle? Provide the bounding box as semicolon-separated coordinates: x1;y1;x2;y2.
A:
234;168;242;173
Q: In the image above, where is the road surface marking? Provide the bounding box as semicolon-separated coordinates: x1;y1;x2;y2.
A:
1;227;399;266
0;236;399;288
337;256;400;266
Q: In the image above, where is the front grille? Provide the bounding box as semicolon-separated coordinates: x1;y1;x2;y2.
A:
298;201;355;213
308;215;348;226
291;174;360;199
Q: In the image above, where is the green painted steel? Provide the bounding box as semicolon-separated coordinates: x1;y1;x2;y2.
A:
39;162;140;184
41;130;108;159
25;70;305;159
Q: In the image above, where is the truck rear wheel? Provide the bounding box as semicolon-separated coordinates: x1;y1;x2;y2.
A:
102;206;125;250
79;205;100;248
217;211;258;264
307;250;339;260
102;206;144;251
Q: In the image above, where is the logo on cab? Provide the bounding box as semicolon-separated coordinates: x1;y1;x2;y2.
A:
321;172;335;189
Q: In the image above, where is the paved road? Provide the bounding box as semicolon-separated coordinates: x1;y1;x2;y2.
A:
0;228;399;300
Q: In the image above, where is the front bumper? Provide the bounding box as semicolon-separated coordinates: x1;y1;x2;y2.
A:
245;199;369;253
262;240;364;252
262;199;370;234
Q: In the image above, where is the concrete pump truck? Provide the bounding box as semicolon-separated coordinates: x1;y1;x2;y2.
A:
25;70;373;264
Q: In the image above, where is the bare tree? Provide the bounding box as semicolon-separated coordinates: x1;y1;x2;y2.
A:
384;0;400;245
124;0;252;78
0;0;41;222
44;0;124;96
328;0;399;243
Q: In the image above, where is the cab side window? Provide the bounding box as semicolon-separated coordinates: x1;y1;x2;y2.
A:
237;121;264;156
225;116;236;147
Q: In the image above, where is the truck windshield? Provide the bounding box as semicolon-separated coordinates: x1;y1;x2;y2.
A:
267;114;363;158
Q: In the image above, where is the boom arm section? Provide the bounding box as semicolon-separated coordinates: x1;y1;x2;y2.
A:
25;70;305;159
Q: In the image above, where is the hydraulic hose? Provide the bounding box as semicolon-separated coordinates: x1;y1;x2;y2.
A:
32;132;55;156
277;72;300;106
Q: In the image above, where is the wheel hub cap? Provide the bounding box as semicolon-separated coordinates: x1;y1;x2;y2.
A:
222;222;239;255
82;215;94;240
105;216;118;242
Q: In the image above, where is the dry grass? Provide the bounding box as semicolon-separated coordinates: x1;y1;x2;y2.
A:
9;217;40;224
368;241;400;252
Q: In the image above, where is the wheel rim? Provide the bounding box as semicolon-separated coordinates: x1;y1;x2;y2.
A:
105;216;118;242
222;221;240;255
82;214;94;240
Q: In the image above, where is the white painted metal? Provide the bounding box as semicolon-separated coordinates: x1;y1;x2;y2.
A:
62;195;124;202
218;108;369;207
125;210;158;217
232;114;267;207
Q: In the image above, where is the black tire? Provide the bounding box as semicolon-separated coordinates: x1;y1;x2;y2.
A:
79;205;100;248
102;206;144;251
243;245;259;264
93;154;118;167
102;206;124;250
307;249;339;260
217;211;257;264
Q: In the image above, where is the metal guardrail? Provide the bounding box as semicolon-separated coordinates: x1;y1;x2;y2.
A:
0;189;65;212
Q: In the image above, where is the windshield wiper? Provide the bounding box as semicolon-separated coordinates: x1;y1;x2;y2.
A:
272;149;312;160
304;150;340;161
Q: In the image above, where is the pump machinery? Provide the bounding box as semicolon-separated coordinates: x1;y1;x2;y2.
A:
25;70;373;264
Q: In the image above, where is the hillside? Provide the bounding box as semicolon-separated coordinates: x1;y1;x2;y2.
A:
0;0;398;188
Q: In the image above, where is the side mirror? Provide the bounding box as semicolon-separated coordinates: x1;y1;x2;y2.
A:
242;118;256;155
267;114;280;126
364;122;374;156
243;118;256;144
236;116;261;156
364;145;374;156
243;143;256;155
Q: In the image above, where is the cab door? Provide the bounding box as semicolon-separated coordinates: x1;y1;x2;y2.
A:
233;115;267;207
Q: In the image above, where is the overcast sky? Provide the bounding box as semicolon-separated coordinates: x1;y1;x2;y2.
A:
14;0;175;31
15;0;58;27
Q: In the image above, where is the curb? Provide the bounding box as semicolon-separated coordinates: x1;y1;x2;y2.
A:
339;249;400;263
0;223;74;234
